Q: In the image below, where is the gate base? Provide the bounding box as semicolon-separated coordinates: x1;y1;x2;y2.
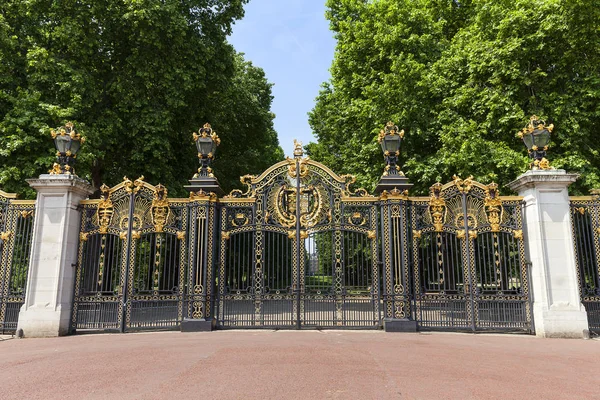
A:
181;318;214;332
383;318;417;332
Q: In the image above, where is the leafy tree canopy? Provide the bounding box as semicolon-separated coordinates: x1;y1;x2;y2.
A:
0;0;283;198
308;0;600;195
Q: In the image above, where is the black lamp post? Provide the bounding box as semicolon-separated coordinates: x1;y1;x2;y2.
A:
49;122;85;175
379;121;404;176
518;115;554;170
374;121;413;194
193;123;220;178
185;123;224;196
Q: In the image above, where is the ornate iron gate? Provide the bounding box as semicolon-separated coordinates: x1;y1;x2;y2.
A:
0;191;35;333
410;177;532;332
217;155;380;328
71;177;217;332
570;191;600;333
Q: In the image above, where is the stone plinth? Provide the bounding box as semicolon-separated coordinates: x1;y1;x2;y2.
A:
17;174;93;337
508;170;589;338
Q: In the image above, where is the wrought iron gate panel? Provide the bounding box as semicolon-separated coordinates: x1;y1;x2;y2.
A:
0;192;35;334
411;177;531;332
72;177;214;332
570;192;600;333
380;190;411;322
217;158;379;329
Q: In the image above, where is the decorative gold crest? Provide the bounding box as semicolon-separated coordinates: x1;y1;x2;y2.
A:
428;182;446;232
151;184;170;233
97;184;114;234
484;183;503;232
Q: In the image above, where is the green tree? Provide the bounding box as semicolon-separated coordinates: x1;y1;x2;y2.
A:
309;0;600;194
0;0;283;198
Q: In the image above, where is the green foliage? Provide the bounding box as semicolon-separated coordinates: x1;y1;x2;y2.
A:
309;0;600;195
0;0;283;198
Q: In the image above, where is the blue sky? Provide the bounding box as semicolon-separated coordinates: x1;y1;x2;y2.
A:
228;0;336;157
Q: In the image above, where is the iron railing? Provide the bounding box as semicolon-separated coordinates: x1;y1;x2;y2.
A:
0;190;35;334
71;178;217;333
408;178;532;332
69;167;534;333
570;192;600;333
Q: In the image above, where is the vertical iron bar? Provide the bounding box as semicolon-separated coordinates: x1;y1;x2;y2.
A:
120;191;135;333
461;192;476;332
295;157;301;329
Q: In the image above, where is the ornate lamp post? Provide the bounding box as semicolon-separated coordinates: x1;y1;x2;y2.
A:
185;123;224;195
193;123;220;178
49;122;85;175
375;121;413;194
517;115;554;170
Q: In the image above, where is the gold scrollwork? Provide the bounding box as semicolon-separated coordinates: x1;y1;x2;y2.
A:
124;176;144;193
413;230;422;239
189;189;217;202
286;156;309;178
19;210;34;218
151;184;170;233
48;163;62;175
367;230;376;240
176;231;186;240
377;121;404;143
348;212;366;226
231;212;249;227
380;188;409;200
484;182;503;232
80;232;89;242
513;230;523;240
131;230;141;240
221;231;230;240
97;184;114;234
299;230;308;239
468;230;478;240
456;230;466;240
340;174;369;197
453;175;474;193
0;231;12;241
119;231;127;240
271;184;326;229
227;174;256;198
533;158;552;170
428;182;446;232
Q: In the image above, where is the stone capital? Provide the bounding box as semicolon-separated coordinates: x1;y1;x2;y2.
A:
26;174;94;197
507;169;579;193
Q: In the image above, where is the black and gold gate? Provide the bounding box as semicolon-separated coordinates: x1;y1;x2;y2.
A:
217;154;380;328
570;190;600;333
71;177;217;332
0;191;35;334
409;177;532;332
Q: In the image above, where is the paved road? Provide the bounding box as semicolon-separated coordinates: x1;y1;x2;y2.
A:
0;331;598;400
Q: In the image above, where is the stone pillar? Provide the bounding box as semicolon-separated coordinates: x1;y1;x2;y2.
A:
17;175;93;337
508;170;589;338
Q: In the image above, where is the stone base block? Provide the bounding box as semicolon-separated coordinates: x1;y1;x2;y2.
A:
181;318;214;332
383;318;418;332
17;305;71;337
375;175;413;194
534;305;589;338
185;177;224;196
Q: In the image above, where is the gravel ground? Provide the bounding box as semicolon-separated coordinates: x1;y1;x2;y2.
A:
0;330;598;400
